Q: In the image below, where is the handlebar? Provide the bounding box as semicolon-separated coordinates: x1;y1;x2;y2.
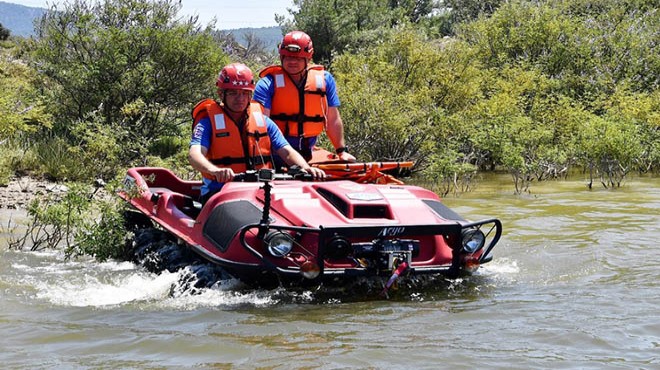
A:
232;168;316;183
231;161;413;184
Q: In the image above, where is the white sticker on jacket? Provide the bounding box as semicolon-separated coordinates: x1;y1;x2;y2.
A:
275;74;285;88
214;114;226;130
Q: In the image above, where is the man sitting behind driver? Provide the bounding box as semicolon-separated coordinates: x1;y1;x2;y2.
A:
253;31;356;164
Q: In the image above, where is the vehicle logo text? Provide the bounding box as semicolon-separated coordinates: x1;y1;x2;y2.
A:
378;227;406;237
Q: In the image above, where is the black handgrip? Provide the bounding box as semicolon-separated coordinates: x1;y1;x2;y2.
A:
291;172;315;181
232;169;322;182
232;171;258;182
287;165;316;181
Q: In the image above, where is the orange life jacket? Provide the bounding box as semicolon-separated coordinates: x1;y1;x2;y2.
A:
191;99;272;180
258;64;327;138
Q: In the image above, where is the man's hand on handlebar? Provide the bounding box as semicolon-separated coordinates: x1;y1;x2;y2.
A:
302;166;326;180
210;167;235;182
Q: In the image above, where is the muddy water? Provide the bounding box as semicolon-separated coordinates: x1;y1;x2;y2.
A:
1;175;658;369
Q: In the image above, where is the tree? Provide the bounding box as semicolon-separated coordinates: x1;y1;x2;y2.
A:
280;0;438;65
25;0;228;179
0;43;52;139
0;40;53;184
453;0;659;188
459;0;660;99
443;0;503;25
212;30;276;67
0;22;10;40
332;27;481;168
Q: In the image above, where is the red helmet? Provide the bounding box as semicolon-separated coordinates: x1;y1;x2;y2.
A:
279;31;314;59
216;63;255;91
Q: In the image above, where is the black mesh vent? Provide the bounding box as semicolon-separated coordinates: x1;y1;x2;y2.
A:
202;200;263;252
422;199;465;221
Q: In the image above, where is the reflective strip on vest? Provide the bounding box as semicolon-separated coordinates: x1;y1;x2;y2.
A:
315;74;324;89
253;112;266;127
214;114;226;130
275;74;285;88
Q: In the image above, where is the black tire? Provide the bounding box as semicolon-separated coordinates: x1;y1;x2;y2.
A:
129;226;234;294
122;209;153;230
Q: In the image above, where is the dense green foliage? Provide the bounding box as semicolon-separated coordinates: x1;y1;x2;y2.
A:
0;43;51;135
279;0;438;65
21;0;227;180
0;41;52;185
309;0;660;193
0;0;654;190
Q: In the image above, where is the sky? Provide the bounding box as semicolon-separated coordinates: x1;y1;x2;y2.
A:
5;0;295;29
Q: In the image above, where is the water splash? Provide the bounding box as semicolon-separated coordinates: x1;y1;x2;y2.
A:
4;244;522;309
35;270;179;307
4;249;282;309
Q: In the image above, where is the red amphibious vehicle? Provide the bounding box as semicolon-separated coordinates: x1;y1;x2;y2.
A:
119;149;502;289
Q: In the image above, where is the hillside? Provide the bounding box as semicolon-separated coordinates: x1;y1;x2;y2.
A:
0;1;281;44
222;26;283;51
0;1;46;37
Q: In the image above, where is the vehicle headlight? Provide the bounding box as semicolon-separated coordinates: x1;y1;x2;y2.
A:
265;231;294;257
461;228;485;254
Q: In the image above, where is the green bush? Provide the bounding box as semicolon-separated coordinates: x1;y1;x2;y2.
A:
10;183;92;251
281;0;439;66
72;187;133;262
31;135;88;181
0;40;52;139
0;145;14;186
9;180;131;261
25;0;228;179
0;137;41;184
332;27;479;167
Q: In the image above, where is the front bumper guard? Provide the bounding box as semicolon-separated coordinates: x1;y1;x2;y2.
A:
238;218;502;279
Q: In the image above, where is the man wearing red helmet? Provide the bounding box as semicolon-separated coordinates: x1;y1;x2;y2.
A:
253;31;356;164
189;63;325;203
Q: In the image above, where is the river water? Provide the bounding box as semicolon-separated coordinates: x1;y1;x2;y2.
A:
1;175;658;369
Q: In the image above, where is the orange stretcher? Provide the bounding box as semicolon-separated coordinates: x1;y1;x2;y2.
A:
308;147;413;185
